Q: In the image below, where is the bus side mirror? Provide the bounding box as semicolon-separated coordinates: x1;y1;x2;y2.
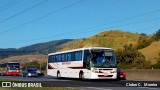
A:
86;64;90;70
86;60;91;70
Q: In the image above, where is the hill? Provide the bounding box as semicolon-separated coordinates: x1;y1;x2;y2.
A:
0;54;47;64
1;30;155;65
0;49;35;60
60;30;143;51
139;40;160;64
19;39;74;54
0;39;74;59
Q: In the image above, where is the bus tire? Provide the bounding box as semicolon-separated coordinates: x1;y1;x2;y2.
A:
79;71;84;80
57;71;61;78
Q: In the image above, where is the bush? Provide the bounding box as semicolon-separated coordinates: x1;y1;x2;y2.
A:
22;61;46;70
152;60;160;69
117;62;133;69
116;43;151;69
152;52;160;69
152;29;160;41
136;36;153;50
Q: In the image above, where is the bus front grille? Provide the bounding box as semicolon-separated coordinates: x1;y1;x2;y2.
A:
99;69;113;71
98;75;113;77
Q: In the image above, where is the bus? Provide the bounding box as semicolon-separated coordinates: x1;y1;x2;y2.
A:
47;47;117;79
0;62;20;76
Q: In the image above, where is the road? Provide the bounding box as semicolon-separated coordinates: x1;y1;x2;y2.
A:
0;76;160;90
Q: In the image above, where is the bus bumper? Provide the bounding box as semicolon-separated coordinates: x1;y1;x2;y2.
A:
8;72;20;76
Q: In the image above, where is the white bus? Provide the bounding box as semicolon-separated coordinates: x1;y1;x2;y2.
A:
47;47;117;79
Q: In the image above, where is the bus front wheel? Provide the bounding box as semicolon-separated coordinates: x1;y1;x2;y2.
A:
57;71;61;78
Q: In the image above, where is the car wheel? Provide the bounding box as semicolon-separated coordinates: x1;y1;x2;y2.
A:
27;74;29;77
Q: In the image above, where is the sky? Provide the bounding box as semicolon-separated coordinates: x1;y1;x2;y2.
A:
0;0;160;48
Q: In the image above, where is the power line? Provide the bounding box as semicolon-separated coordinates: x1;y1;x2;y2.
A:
80;9;160;31
0;1;160;46
0;0;21;13
0;0;17;10
0;1;159;35
58;18;160;37
1;17;159;44
0;0;83;35
0;0;49;23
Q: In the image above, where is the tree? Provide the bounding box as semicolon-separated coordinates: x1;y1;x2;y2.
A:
152;52;160;69
22;60;47;70
22;61;39;70
116;43;149;69
152;29;160;41
136;36;153;50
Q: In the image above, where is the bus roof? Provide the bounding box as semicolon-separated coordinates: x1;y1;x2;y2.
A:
48;46;113;56
7;62;19;63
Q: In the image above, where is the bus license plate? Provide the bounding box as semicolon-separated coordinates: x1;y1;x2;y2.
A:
104;73;108;77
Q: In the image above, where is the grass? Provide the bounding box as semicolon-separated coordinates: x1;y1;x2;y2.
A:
60;30;141;51
59;30;160;64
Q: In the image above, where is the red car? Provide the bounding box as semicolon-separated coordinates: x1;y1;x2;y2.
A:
117;69;126;80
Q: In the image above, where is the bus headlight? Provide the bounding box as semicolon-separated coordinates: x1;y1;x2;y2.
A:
92;70;99;73
92;68;99;73
110;71;116;73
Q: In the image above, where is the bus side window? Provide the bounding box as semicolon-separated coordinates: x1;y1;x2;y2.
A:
62;54;65;62
67;52;75;61
75;51;82;61
52;55;55;63
48;56;52;63
67;53;70;61
55;55;58;62
71;52;75;61
58;54;62;62
65;53;68;61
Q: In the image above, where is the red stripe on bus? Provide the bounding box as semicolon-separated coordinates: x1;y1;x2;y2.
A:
68;67;84;69
48;64;57;69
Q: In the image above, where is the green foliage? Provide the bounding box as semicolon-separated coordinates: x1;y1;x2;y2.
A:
22;61;39;70
117;62;132;69
41;61;47;70
152;29;160;41
152;52;160;69
22;61;46;70
136;36;153;50
152;60;160;69
116;43;151;69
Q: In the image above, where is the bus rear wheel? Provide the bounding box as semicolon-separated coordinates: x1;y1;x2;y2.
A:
57;71;61;78
79;72;84;80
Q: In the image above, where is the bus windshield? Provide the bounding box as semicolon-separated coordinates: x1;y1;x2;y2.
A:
91;50;117;68
8;65;20;70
